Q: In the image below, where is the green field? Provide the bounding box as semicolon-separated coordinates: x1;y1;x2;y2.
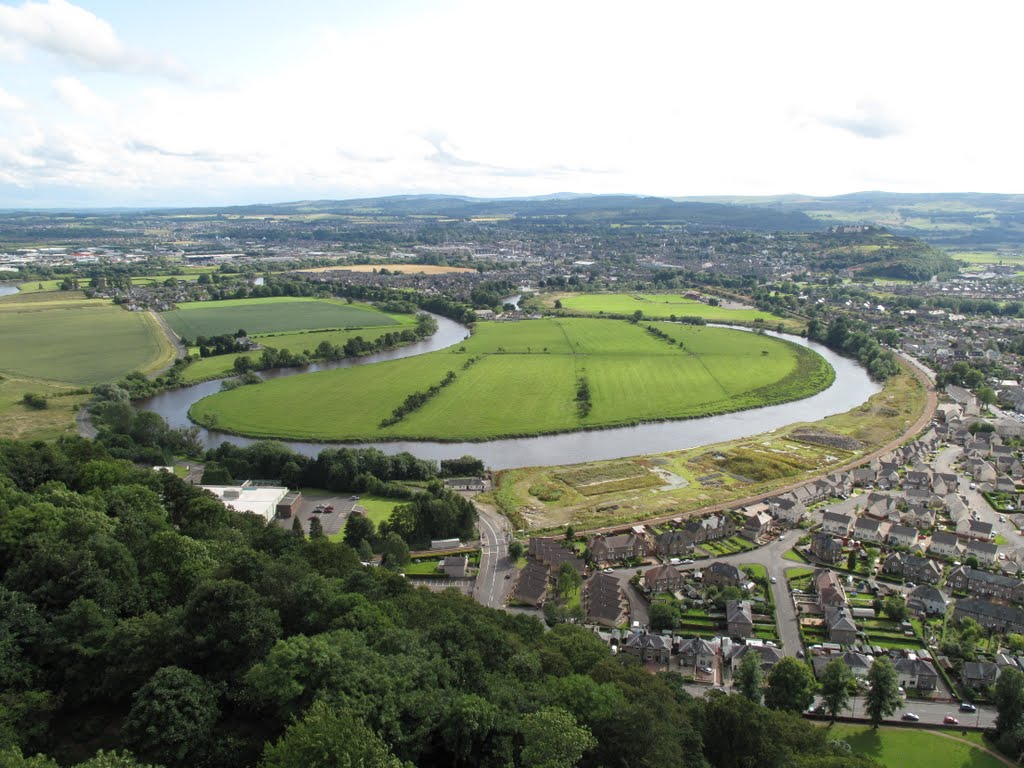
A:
823;724;1005;768
181;325;414;383
163;297;402;339
190;317;834;442
0;301;176;385
557;293;796;329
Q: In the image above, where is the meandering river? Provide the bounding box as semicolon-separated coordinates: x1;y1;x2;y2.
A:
138;314;880;470
0;284;20;297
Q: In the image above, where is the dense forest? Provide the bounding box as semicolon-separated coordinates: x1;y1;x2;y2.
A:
0;438;881;768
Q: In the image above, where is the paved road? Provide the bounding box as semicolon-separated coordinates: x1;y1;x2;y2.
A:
474;502;514;608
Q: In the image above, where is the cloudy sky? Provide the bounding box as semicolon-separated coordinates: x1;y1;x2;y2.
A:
0;0;1021;207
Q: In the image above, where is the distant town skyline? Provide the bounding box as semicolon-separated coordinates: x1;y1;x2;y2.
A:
0;0;1021;208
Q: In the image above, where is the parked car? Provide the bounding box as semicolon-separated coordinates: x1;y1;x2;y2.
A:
699;666;713;674
959;702;977;713
943;716;959;725
770;576;777;583
901;713;920;721
681;559;694;565
324;505;334;512
603;568;614;573
350;495;360;500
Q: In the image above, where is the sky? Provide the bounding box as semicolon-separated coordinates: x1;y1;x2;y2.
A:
0;0;1022;207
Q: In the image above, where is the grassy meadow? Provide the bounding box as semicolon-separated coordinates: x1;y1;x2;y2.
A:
555;293;798;329
190;317;834;442
181;324;414;383
163;297;402;339
0;376;90;441
0;300;176;385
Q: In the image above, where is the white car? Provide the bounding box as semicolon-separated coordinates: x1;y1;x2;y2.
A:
770;576;777;583
778;534;786;541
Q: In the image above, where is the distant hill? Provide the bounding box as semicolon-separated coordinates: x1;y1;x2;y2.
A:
165;194;822;232
673;191;1024;248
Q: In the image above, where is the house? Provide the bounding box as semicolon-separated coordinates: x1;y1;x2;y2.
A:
893;658;939;691
963;520;994;541
588;532;651;565
439;555;469;578
644;564;684;594
705;561;744;588
740;511;774;542
623;632;672;664
882;553;943;585
822;511;854;537
814;569;847;608
929;531;964;558
769;496;806;525
583;572;629;627
443;477;486;491
729;643;784;672
824;605;858;644
726;600;754;637
887;524;919;549
529;538;587;576
947;566;1024;602
907;584;949;616
677;638;717;669
810;532;844;564
954;599;1024;634
852;516;887;544
654;529;693;557
512;561;550;606
962;661;1001;690
965;540;999;565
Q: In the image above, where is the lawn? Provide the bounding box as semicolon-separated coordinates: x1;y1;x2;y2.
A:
357;495;404;527
557;293;799;330
190;318;834;442
163;297;403;339
0;300;176;385
823;724;1006;768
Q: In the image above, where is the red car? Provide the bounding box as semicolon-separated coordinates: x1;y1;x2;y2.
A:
943;716;959;725
324;505;335;512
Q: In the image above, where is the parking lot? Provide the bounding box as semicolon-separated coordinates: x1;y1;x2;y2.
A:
275;492;363;537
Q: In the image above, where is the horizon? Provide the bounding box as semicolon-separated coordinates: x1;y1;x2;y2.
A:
1;1;1023;207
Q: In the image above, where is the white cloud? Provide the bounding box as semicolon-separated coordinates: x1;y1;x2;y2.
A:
0;0;192;81
0;85;24;111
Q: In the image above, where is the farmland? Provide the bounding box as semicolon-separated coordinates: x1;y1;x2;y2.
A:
189;317;833;442
162;297;402;339
0;299;175;385
554;293;799;330
181;323;415;383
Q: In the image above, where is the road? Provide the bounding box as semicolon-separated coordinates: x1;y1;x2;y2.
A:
149;309;187;378
474;501;515;608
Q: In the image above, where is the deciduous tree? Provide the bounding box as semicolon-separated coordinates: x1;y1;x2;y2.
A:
734;650;764;705
865;657;902;727
819;658;854;720
765;657;817;713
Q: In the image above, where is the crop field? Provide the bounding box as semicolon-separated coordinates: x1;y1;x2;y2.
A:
190;318;833;442
181;324;412;383
823;725;1005;768
555;293;796;328
163;297;401;339
0;300;175;385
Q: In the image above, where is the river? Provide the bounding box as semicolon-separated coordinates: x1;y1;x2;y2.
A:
0;284;19;297
138;314;880;471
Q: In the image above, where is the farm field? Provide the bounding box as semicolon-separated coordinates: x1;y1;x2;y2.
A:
180;324;413;383
555;293;799;330
0;299;175;385
822;724;1005;768
302;264;477;274
163;297;402;339
485;354;927;530
190;317;833;442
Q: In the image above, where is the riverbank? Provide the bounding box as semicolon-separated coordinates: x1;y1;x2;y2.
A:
487;351;932;531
